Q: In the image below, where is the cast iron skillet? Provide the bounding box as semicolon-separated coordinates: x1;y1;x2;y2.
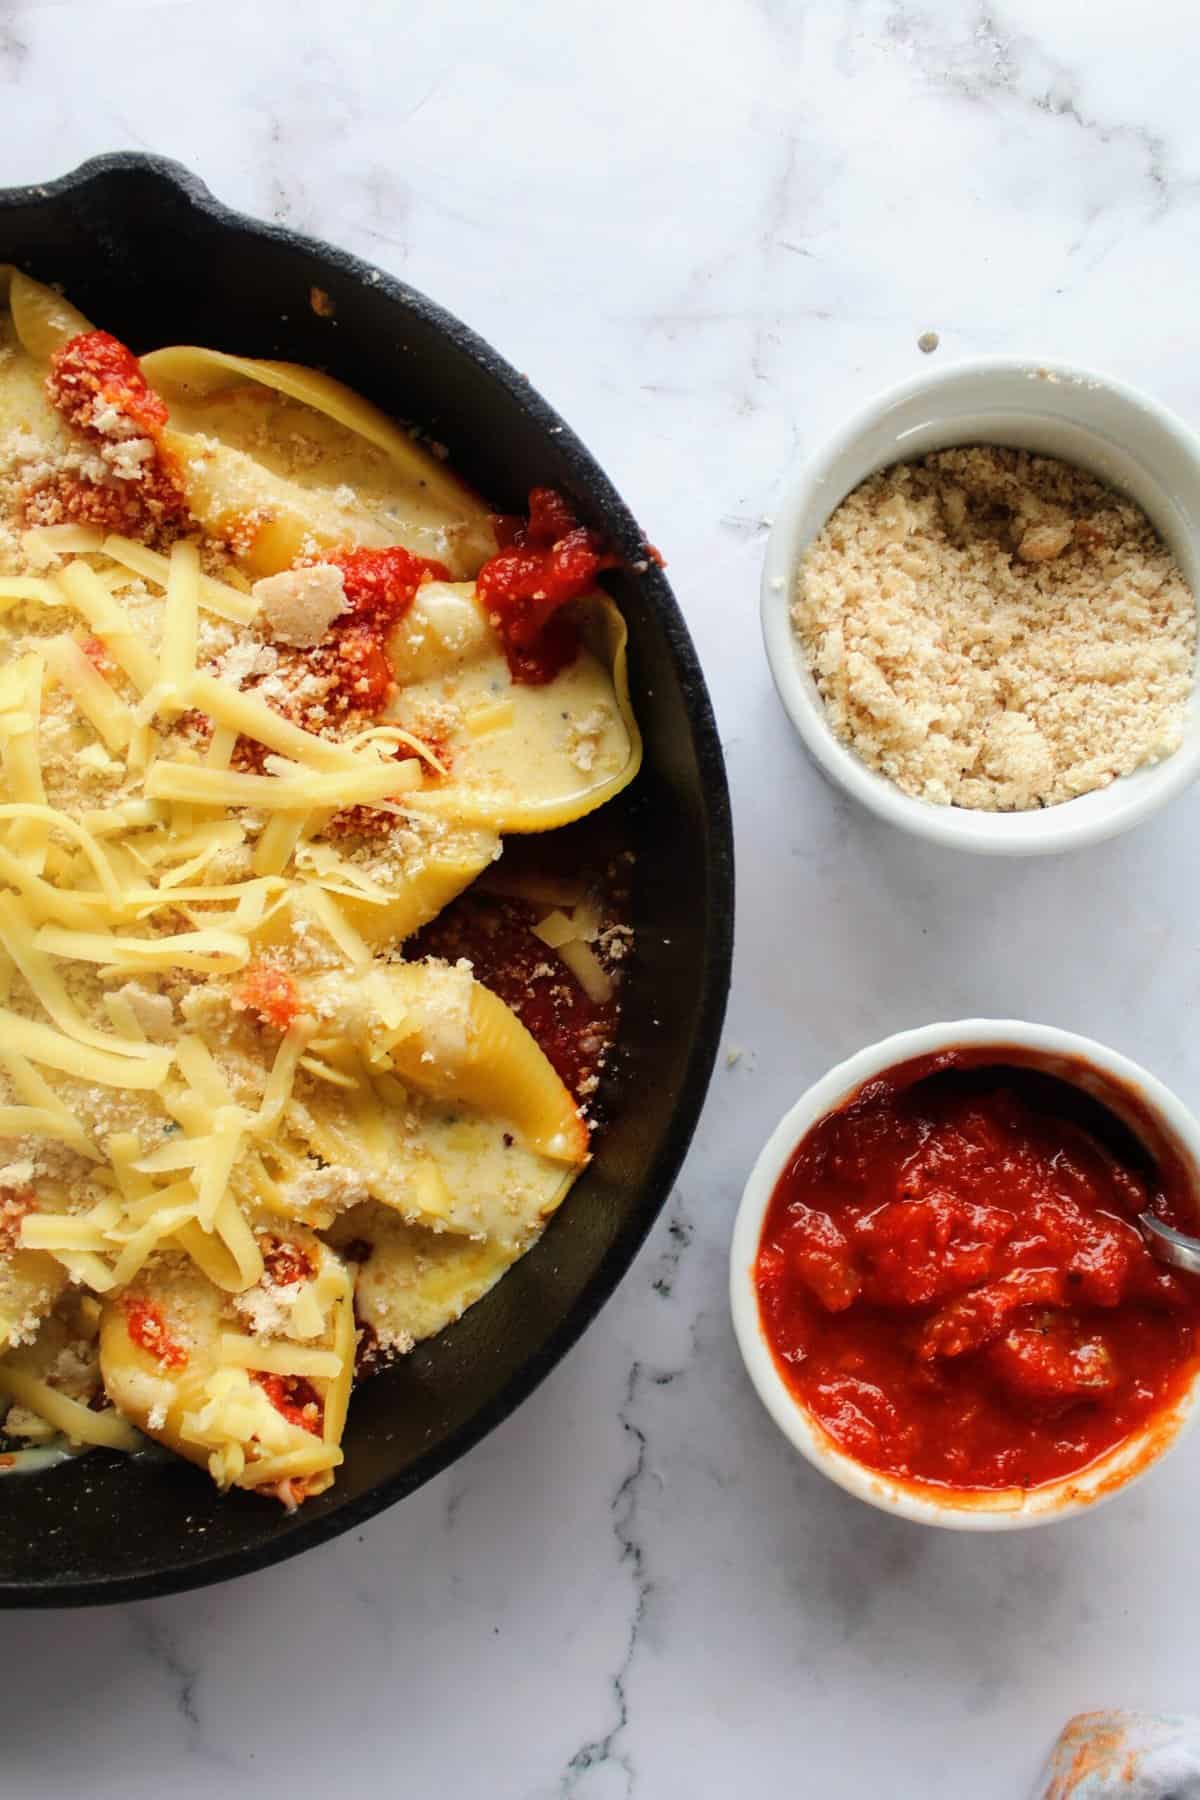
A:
0;155;733;1605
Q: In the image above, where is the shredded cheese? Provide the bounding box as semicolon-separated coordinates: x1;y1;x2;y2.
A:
0;576;62;607
101;535;259;625
252;813;307;877
21;524;105;563
194;1107;249;1229
217;1335;342;1379
158;539;201;696
0;895;161;1059
0;1368;139;1451
35;924;251;976
557;937;614;1004
1;656;49;871
183;672;360;772
0;1008;171;1088
41;634;134;752
145;759;421;811
532;909;577;950
255;1025;311;1134
54;561;158;693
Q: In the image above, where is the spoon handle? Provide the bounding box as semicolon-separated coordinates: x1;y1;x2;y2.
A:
1139;1211;1200;1276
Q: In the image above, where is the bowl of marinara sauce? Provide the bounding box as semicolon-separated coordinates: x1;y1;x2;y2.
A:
730;1021;1200;1529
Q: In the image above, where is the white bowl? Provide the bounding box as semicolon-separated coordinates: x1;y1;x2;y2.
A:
730;1019;1200;1530
761;358;1200;854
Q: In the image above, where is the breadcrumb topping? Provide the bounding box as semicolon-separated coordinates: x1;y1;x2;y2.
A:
793;447;1197;810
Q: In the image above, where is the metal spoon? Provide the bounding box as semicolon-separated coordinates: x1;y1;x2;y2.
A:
1139;1211;1200;1276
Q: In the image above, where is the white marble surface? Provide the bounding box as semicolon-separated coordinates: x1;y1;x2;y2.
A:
5;1;1200;1793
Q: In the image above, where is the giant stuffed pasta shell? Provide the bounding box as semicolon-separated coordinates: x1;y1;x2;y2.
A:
139;345;498;578
385;584;641;833
99;1230;355;1500
180;958;589;1247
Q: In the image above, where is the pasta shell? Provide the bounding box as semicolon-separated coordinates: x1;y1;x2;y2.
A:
0;1244;68;1354
98;1255;225;1472
99;1233;352;1496
388;588;642;833
141;345;496;577
303;825;500;953
6;271;93;363
327;1184;574;1351
160;428;396;576
330;1204;517;1347
0;291;75;444
299;960;588;1168
391;972;588;1163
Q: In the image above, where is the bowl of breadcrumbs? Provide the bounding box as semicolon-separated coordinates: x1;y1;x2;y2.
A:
762;358;1200;854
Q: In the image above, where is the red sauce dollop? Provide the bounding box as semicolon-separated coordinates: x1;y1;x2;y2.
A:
252;1372;324;1436
281;545;449;720
755;1054;1200;1492
478;487;617;685
39;330;190;534
124;1298;188;1371
260;1235;317;1289
48;330;169;438
326;544;448;630
236;964;302;1033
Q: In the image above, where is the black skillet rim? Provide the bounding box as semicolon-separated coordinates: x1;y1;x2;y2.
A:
0;154;734;1605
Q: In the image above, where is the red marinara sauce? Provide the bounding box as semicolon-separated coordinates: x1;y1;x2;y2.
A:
35;330;191;535
124;1298;188;1371
236;963;303;1033
327;544;448;630
252;1372;324;1436
225;546;449;770
317;544;449;716
755;1053;1200;1493
478;486;617;685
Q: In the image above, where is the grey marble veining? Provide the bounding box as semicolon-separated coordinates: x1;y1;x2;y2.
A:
1;0;1200;1794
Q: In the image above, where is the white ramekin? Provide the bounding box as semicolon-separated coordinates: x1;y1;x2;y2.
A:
762;358;1200;855
730;1019;1200;1530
